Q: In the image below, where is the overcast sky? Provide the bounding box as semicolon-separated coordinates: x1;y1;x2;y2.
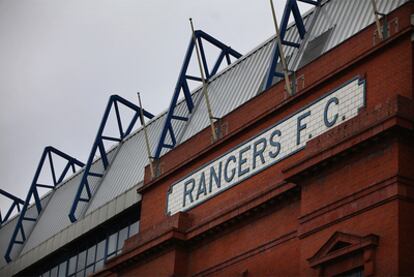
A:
0;0;312;218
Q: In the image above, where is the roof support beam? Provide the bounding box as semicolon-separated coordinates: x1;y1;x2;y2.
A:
68;95;154;223
154;30;242;160
263;0;320;91
297;0;320;7
5;147;84;263
0;190;25;225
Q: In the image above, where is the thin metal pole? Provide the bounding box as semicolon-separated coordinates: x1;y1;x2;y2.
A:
189;18;218;141
370;0;383;40
269;0;293;96
137;92;155;178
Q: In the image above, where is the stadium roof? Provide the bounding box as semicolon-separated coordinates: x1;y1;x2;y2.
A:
0;0;408;275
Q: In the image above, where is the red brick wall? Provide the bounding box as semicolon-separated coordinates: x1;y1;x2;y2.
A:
300;138;398;217
140;6;413;232
121;249;177;276
187;201;299;275
96;3;413;276
398;136;414;275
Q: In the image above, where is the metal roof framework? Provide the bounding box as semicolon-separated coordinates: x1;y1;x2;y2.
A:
0;190;24;226
68;95;154;223
154;30;242;160
5;147;84;262
264;0;320;90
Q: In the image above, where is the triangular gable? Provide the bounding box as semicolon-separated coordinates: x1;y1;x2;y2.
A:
308;231;379;268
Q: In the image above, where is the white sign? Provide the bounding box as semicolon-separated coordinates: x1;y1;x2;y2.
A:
167;78;365;215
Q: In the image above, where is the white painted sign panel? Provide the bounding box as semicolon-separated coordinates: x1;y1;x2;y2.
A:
167;78;365;215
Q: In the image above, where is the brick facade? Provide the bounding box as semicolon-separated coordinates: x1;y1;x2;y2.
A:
94;3;414;276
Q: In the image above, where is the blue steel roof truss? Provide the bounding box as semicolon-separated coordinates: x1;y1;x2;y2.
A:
5;147;84;263
0;190;25;226
68;95;154;223
264;0;320;90
154;30;242;159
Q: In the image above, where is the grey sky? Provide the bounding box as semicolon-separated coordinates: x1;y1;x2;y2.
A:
0;0;311;217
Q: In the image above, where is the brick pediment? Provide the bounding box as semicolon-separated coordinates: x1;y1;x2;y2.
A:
308;231;379;268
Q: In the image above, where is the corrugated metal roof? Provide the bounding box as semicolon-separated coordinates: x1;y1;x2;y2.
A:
18;151;117;255
0;192;52;268
292;0;408;69
0;0;410;274
179;39;275;143
85;116;165;214
19;174;82;254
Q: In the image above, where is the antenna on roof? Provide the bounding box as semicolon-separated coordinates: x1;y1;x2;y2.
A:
153;29;241;160
269;0;293;96
263;0;320;92
189;18;218;141
68;95;154;223
370;0;384;40
0;189;25;225
137;92;155;178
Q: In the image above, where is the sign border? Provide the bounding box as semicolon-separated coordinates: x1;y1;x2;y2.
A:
166;76;366;215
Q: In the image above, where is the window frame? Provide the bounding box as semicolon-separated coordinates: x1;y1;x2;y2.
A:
39;220;139;277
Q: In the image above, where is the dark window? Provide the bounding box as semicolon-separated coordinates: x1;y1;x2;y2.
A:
77;250;87;272
95;259;104;272
50;266;58;277
106;233;118;257
96;239;106;261
129;221;139;236
68;256;77;275
86;245;96;266
38;220;139;277
117;226;129;252
58;261;67;277
85;265;94;276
